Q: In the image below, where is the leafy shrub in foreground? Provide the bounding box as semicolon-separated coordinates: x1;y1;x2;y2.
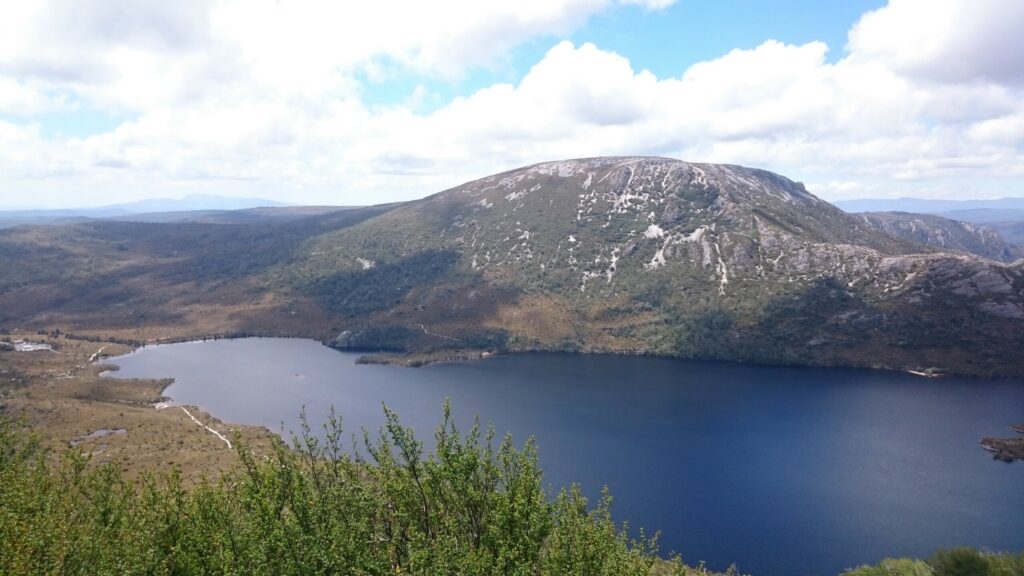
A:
1;403;717;575
5;407;1018;576
843;549;1024;576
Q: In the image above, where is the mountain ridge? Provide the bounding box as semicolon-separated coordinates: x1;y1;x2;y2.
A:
279;157;1023;375
857;211;1024;263
0;195;296;228
835;197;1024;213
1;157;1022;376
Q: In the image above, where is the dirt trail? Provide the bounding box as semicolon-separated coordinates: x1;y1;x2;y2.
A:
88;345;109;364
420;323;459;342
180;406;233;449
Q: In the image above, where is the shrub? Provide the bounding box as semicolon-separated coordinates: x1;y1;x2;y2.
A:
932;548;990;576
0;404;674;576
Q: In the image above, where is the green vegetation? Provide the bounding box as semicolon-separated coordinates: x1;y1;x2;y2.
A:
843;548;1024;576
308;250;460;316
0;405;726;575
2;405;1022;575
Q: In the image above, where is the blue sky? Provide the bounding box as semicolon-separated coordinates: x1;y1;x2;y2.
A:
0;0;1022;209
361;1;886;113
568;0;885;73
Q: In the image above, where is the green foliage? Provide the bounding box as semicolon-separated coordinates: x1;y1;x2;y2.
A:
931;548;990;576
452;328;511;351
673;309;736;359
845;550;1024;576
5;411;1021;576
842;558;935;576
542;486;656;576
0;205;393;322
986;552;1024;576
0;405;684;576
338;324;421;351
309;250;460;316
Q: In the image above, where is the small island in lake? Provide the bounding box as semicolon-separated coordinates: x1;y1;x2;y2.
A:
981;424;1024;462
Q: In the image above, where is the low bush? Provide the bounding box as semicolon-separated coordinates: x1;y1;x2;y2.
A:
0;403;715;575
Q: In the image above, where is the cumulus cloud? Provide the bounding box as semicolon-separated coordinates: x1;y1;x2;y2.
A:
847;0;1024;85
1;0;666;110
0;0;1022;208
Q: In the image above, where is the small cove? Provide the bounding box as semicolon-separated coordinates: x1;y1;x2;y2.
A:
108;337;1024;576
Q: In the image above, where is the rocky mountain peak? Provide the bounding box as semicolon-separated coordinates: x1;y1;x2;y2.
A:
2;156;1022;376
271;157;1024;376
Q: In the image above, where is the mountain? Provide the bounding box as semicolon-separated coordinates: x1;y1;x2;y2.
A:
936;208;1024;224
0;195;292;228
109;194;290;213
992;221;1024;246
1;157;1022;376
835;197;1024;214
0;208;128;228
103;206;351;225
286;157;1024;376
933;210;1024;250
857;211;1024;262
836;197;1024;262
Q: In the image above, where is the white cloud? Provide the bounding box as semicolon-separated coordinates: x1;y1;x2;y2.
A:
1;0;670;110
847;0;1024;85
1;0;1023;208
619;0;677;9
0;77;65;115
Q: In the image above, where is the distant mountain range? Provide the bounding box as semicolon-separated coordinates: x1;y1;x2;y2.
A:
835;197;1024;250
835;197;1024;214
0;194;293;227
1;158;1022;376
856;211;1024;262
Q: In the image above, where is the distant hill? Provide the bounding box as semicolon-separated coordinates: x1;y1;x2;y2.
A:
0;195;295;228
838;198;1024;260
934;208;1024;224
110;194;290;213
857;211;1024;262
109;206;353;225
836;197;1024;214
1;158;1022;376
991;221;1024;246
0;209;125;228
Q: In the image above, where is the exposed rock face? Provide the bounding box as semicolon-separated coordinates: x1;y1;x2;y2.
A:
332;330;353;348
2;157;1021;375
858;211;1024;263
295;157;1024;376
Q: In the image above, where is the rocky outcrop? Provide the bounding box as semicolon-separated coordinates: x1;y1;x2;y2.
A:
290;157;1024;376
858;211;1024;262
4;157;1021;376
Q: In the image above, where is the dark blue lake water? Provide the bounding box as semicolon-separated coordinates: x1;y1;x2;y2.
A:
108;338;1024;576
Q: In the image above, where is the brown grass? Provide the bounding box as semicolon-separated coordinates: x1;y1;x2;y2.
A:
0;332;276;485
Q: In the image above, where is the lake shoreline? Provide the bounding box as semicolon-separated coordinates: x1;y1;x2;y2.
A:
50;326;1009;379
100;335;1024;576
980;424;1024;462
0;331;278;485
107;336;1024;467
343;343;960;383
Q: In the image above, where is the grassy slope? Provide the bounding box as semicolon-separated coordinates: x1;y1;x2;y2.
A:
0;205;397;341
1;159;1023;376
0;333;277;484
274;159;1024;376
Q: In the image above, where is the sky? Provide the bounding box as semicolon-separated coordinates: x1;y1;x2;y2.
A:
1;0;1023;209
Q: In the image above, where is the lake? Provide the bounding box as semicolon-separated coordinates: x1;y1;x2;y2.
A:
107;337;1024;576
